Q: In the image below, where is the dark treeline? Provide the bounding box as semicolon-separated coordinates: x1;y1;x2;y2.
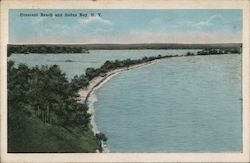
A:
8;54;174;152
197;47;241;55
70;55;174;92
185;47;241;56
70;48;241;91
7;45;89;56
8;48;240;152
7;43;242;56
8;61;106;152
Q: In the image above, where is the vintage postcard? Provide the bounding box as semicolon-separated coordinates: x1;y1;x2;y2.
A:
1;0;249;162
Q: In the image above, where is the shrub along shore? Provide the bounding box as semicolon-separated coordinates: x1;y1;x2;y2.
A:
8;49;240;152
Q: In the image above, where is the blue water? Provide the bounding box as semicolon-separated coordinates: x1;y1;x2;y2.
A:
8;50;242;152
8;49;199;79
94;54;242;152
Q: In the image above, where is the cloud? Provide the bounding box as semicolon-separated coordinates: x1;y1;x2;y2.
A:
149;15;225;31
113;30;241;44
77;16;112;26
10;11;241;44
11;29;242;44
192;15;224;28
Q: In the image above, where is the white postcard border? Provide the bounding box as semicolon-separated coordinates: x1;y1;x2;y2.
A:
1;0;249;162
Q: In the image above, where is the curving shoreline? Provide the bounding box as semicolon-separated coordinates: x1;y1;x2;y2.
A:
78;59;161;152
77;53;237;104
78;59;160;103
86;72;120;153
77;52;238;152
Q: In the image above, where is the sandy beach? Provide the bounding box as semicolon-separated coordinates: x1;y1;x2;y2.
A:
77;59;160;152
78;59;159;103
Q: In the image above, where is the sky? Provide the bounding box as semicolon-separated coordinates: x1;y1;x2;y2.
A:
9;9;242;44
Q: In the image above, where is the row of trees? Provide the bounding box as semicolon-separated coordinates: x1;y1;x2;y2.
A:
197;47;241;55
70;55;171;91
8;49;239;152
70;48;241;94
86;48;241;82
8;61;83;126
8;61;105;152
185;48;241;57
70;55;173;89
8;54;175;152
7;45;89;56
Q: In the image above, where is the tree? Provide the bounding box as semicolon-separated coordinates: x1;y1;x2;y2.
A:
96;133;108;142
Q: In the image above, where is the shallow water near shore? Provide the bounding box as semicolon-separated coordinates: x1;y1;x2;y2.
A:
94;54;242;152
9;50;242;152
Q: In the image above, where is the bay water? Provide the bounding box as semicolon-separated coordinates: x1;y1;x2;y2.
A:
9;49;198;79
8;50;242;152
93;54;242;152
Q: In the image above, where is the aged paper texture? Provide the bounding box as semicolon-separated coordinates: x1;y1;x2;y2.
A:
1;0;250;162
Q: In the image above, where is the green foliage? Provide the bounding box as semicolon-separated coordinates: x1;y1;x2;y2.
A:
8;109;99;152
7;54;175;153
82;55;175;84
96;133;108;142
8;61;100;152
197;48;241;55
70;75;89;91
186;52;195;56
7;43;242;56
85;67;100;80
7;45;89;56
8;49;240;153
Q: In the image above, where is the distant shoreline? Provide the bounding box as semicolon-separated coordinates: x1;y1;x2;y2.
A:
7;43;242;56
77;52;241;152
77;52;241;105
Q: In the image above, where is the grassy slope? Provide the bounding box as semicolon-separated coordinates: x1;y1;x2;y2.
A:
8;110;99;153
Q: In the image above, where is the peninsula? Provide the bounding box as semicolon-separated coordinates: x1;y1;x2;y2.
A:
7;47;241;153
